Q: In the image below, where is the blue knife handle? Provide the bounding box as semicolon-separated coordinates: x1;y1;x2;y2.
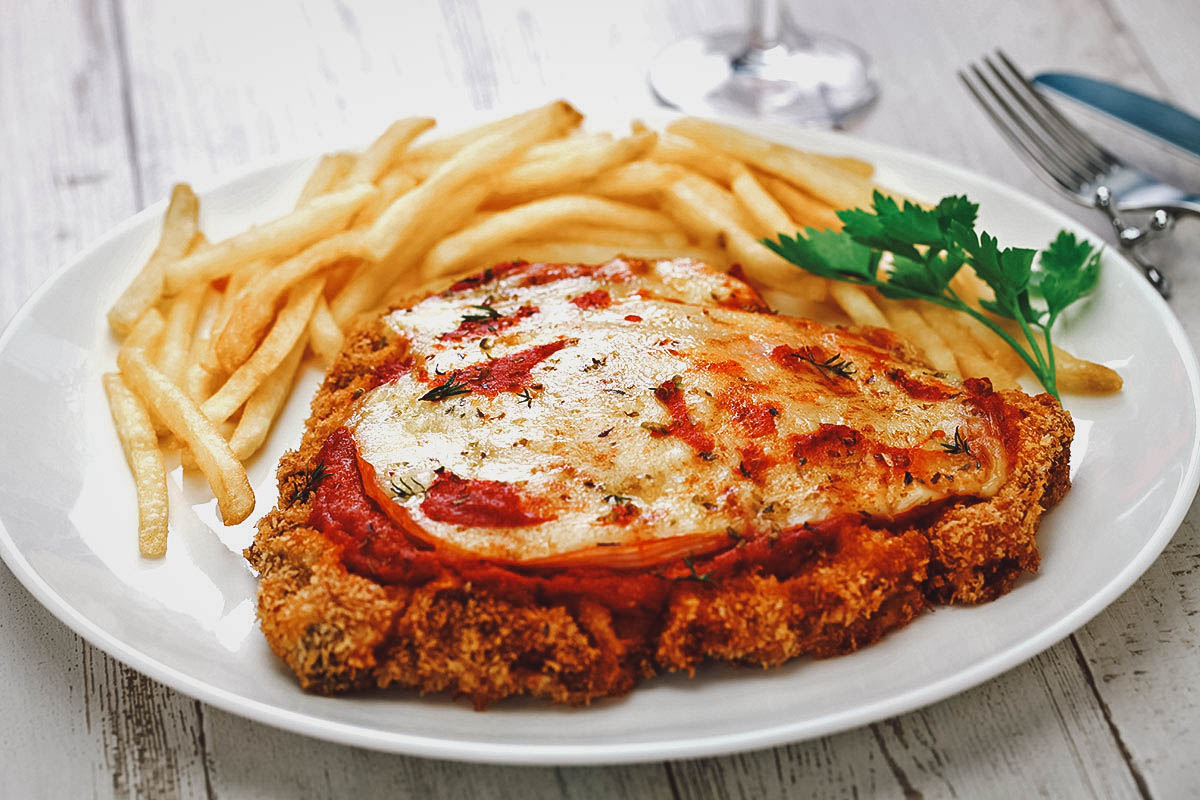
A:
1033;72;1200;161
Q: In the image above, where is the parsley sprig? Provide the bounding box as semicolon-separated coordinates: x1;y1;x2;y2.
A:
763;192;1101;398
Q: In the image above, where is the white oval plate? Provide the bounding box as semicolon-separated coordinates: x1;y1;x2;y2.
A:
1;120;1198;765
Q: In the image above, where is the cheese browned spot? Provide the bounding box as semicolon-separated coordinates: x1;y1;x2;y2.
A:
350;258;1010;565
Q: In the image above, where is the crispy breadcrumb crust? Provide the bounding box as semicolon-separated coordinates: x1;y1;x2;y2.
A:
246;314;1073;708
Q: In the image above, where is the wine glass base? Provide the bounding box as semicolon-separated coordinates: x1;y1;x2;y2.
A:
649;29;879;126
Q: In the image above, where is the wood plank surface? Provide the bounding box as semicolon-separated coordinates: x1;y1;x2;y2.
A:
2;0;1198;797
0;1;211;798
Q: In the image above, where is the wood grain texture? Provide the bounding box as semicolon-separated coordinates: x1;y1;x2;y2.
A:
3;0;1199;797
1102;0;1200;114
0;1;211;799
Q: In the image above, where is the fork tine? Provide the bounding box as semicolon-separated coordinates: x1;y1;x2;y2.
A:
992;50;1118;171
961;65;1090;192
982;55;1108;178
958;70;1081;195
968;64;1093;188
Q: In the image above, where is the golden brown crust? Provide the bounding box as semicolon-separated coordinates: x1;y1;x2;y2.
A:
246;314;1073;708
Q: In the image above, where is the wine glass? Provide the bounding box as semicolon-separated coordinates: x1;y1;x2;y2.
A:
649;0;878;126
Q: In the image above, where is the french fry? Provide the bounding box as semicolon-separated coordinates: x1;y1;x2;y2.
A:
403;100;582;163
730;166;794;236
658;126;871;181
488;129;657;204
333;182;491;323
365;107;580;263
659;174;817;294
829;284;890;329
758;173;843;232
803;152;874;179
650;134;740;184
658;173;755;241
421;195;678;279
214;232;371;373
184;363;217;403
994;316;1123;394
582;160;684;199
725;230;827;299
401;114;588;183
183;285;221;397
103;373;169;557
950;269;1116;390
296;153;356;207
916;304;1019;389
539;224;689;248
353;170;418;228
307;295;344;363
1053;346;1123;394
344;117;436;185
117;326;254;525
486;242;730;271
878;299;959;373
203;277;323;424
121;308;166;364
199;261;267;374
155;282;207;383
163;183;376;292
668;118;873;209
757;288;837;322
178;421;236;472
229;334;307;461
944;270;1026;376
108;184;199;335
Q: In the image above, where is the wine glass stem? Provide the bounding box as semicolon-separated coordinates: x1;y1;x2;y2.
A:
748;0;782;50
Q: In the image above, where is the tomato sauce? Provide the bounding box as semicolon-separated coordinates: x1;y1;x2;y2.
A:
886;369;960;401
719;387;778;438
420;470;550;527
439;305;538;342
442;339;569;396
787;423;990;488
446;260;644;294
716;265;771;312
570;289;612;310
371;357;413;388
648;378;716;455
307;426;913;621
737;444;772;482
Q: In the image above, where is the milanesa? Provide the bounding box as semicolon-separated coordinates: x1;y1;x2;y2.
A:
247;257;1073;708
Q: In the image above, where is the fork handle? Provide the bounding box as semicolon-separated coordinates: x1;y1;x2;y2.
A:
1095;187;1172;298
1117;195;1200;218
1122;246;1171;297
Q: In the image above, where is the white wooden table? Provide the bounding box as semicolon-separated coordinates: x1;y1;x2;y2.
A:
3;1;1199;796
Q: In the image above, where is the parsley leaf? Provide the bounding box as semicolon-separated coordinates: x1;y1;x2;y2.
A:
1036;231;1101;317
764;230;877;282
763;193;1103;398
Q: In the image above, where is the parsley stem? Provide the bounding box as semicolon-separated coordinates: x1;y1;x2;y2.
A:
815;276;1062;397
1009;302;1053;389
775;268;1065;397
947;299;1057;398
1042;315;1060;392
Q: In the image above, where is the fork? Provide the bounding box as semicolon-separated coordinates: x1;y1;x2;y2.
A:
959;50;1184;297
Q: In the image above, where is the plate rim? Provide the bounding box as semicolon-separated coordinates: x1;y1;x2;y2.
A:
2;119;1199;765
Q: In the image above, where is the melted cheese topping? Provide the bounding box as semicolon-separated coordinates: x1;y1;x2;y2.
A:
350;258;1008;564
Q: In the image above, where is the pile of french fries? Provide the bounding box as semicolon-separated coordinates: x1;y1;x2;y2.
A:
102;100;1121;558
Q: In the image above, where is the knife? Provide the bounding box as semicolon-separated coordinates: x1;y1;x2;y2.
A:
1032;72;1200;161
